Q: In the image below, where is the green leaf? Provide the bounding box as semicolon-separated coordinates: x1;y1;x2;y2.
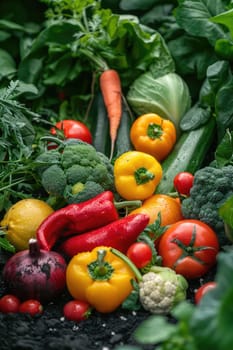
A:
180;103;211;131
215;129;233;167
0;234;15;253
18;58;44;84
134;315;176;344
210;9;233;39
29;22;81;55
215;78;233;140
175;0;227;46
0;49;16;79
120;0;160;11
190;250;233;350
219;195;233;228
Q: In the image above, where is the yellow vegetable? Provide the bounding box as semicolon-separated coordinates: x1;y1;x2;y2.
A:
114;151;163;200
0;198;54;251
66;246;136;313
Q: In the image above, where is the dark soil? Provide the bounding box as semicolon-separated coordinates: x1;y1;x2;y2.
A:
0;250;215;350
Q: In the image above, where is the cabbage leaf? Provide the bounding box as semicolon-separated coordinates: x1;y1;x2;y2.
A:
127;72;191;133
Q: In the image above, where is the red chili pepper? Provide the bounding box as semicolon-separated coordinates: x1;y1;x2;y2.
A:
37;191;119;251
58;213;150;257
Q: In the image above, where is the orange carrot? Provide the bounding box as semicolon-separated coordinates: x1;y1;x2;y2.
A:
99;69;122;161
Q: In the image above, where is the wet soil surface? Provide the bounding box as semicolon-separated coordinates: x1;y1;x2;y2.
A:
0;250;214;350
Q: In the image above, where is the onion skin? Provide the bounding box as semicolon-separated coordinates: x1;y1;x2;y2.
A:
3;239;67;303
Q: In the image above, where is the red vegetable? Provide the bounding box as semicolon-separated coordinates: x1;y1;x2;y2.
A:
59;213;150;257
195;281;217;304
37;191;119;251
0;294;21;313
158;220;219;279
63;300;92;321
173;172;194;196
126;242;153;269
50;119;92;144
3;238;67;303
19;299;43;316
100;69;122;160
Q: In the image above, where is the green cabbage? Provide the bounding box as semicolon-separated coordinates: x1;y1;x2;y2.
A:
127;72;191;133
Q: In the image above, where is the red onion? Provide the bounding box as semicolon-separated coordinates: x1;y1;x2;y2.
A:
3;238;67;303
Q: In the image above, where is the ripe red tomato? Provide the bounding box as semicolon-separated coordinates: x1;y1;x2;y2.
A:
126;242;153;269
195;281;217;304
19;299;43;316
50;119;92;144
173;172;194;196
63;300;91;322
0;294;21;313
158;219;219;279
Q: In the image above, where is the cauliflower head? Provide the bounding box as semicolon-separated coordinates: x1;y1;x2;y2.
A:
139;266;188;315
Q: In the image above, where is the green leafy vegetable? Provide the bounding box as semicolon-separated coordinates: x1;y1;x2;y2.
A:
127;72;191;133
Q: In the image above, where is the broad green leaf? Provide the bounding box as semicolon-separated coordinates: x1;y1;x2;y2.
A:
215;129;233;167
219;195;233;228
215;78;233;140
134;315;176;344
190;250;233;350
210;9;233;39
18;58;44;84
175;0;227;46
0;49;16;79
29;22;80;54
120;0;160;10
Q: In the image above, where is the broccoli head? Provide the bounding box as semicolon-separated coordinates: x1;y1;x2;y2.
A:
36;140;115;206
181;165;233;244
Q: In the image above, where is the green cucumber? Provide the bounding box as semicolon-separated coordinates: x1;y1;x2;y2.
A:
155;117;216;194
114;104;134;158
91;92;110;155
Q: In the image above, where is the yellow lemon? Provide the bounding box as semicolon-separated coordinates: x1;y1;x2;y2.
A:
0;198;54;251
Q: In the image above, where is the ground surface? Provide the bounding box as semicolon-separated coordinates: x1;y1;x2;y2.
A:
0;250;214;350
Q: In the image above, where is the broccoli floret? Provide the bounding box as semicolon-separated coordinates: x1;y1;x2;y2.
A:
182;165;233;245
62;143;100;169
41;164;67;197
36;150;61;176
65;164;93;184
64;181;104;203
36;140;115;206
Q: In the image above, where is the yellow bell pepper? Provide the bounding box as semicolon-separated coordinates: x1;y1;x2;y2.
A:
130;113;177;161
114;151;163;200
66;246;136;313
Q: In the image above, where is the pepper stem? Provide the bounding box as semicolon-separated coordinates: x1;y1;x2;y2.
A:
110;248;142;282
134;167;155;185
114;200;142;210
88;249;114;280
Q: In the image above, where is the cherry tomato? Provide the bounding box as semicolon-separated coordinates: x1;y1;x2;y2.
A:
0;294;21;313
19;299;43;316
158;219;219;279
195;281;217;304
50;119;92;144
173;172;194;196
63;300;91;322
126;242;153;269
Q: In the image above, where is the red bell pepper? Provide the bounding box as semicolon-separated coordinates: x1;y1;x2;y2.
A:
37;191;119;251
58;213;150;257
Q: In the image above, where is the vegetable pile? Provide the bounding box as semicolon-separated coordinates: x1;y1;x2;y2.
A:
1;1;233;350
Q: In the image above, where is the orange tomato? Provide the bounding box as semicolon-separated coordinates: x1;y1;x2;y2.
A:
130;194;183;226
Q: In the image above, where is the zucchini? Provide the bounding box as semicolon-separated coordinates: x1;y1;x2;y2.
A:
114;104;134;158
91;92;110;155
155;117;216;194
